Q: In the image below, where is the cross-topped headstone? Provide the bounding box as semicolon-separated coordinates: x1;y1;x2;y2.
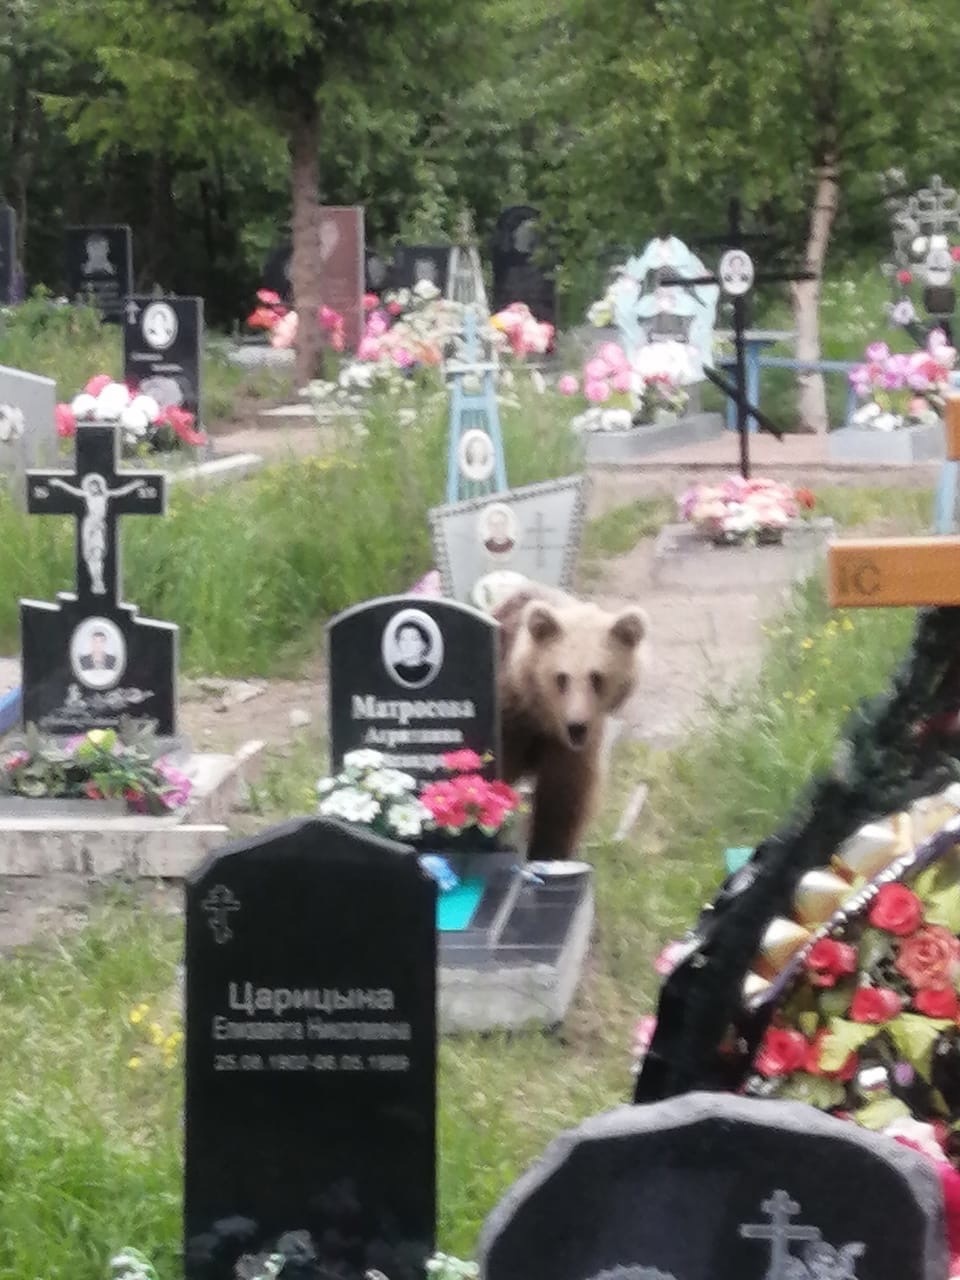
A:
20;421;178;736
883;175;960;344
444;309;507;503
27;423;165;606
662;197;815;479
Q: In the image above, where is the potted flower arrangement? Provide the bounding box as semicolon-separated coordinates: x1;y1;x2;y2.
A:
316;748;522;858
848;331;956;432
246;289;346;352
0;725;192;815
57;374;207;454
678;475;815;546
489;302;555;358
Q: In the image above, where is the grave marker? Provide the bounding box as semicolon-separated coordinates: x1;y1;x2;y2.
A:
491;206;556;324
261;242;392;304
0;363;58;507
123;295;203;420
444;309;507;503
328;595;500;782
0;204;16;304
64;224;133;323
392;245;451;296
479;1094;946;1280
430;476;586;604
184;817;437;1280
317;206;365;350
20;422;177;735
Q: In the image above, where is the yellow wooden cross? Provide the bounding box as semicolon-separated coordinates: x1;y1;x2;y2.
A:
828;396;960;607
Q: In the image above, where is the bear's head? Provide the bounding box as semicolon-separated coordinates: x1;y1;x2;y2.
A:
519;597;648;751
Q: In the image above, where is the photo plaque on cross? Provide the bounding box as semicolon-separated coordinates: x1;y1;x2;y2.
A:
662;197;815;478
19;421;178;736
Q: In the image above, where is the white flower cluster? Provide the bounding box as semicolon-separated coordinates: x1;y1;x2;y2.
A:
426;1254;479;1280
571;406;634;433
71;382;161;446
0;402;25;444
317;749;431;840
850;400;939;433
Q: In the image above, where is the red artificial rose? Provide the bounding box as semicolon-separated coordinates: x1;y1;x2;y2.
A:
896;925;960;991
868;883;924;936
849;986;903;1024
755;1026;808;1078
914;987;960;1019
897;269;913;285
805;938;858;988
55;403;77;439
804;1030;857;1081
795;487;816;511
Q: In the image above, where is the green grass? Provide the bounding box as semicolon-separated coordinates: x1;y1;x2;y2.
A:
582;496;673;558
0;385;579;672
0;571;923;1275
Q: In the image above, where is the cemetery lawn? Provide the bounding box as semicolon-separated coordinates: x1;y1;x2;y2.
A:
0;558;924;1275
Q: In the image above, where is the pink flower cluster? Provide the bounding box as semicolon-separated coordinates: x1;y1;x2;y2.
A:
419;750;520;835
489;303;554;358
355;303;437;369
246;289;346;351
849;331;956;397
557;341;633;403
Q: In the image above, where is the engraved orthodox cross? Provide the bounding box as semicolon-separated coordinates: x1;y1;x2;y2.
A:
202;885;241;944
739;1190;822;1280
662;197;815;479
26;422;165;609
829;397;960;607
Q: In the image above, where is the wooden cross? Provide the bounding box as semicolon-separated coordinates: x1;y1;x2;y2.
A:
829;397;960;607
26;422;165;609
662;197;815;479
739;1190;822;1280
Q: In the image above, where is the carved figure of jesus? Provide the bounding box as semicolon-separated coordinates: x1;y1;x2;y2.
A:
48;473;147;595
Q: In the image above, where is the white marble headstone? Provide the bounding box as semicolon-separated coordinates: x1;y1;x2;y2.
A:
0;363;58;507
429;475;587;603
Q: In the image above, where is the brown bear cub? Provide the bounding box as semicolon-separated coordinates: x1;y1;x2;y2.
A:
492;584;648;860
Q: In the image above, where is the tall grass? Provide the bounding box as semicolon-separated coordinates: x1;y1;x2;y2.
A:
0;386;580;672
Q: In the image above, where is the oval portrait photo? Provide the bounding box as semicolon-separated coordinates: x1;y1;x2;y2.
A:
458;429;496;484
478;502;518;559
381;608;444;690
69;616;126;691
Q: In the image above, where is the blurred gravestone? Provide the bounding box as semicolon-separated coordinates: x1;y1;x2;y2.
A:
491;206;556;325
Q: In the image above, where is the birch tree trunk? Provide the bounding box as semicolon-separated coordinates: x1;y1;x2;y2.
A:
790;162;839;433
289;100;325;389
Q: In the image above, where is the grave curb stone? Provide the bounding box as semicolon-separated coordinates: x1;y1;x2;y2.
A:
828;423;946;465
478;1092;948;1280
582;412;725;463
651;518;835;592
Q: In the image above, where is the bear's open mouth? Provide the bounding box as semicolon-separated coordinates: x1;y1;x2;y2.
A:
566;723;588;749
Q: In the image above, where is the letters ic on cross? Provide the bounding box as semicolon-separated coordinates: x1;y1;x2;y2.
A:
828;396;960;608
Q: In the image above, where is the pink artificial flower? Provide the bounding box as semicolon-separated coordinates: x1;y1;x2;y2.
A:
631;1015;657;1064
557;374;579;396
655;940;689;976
270;311;298;349
363;292;380;311
441;749;484;773
392;347;415;369
387;300;404;317
155;758;192;810
2;750;30;771
584;379;611;403
865;341;890;363
610;369;633;394
598;341;628;370
584;357;609;382
55;403;77;439
356;336;381;361
256;289;283;305
366;311;389;339
85;373;113;397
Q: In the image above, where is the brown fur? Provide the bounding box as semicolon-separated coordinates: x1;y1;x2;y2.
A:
493;584;648;859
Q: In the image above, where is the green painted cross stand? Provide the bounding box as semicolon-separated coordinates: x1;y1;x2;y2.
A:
444;308;508;504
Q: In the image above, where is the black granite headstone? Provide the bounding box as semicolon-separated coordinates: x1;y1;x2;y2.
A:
0;205;16;304
184;817;437;1280
479;1094;947;1280
123;295;203;421
64;224;133;323
366;249;392;294
491;207;556;326
391;246;451;295
327;595;500;783
20;422;177;735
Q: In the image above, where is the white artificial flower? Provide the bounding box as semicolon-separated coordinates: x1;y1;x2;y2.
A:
530;370;546;395
889;298;917;326
397;408;417;426
319;786;380;825
343;748;387;772
386;800;432;839
600;408;633;431
874;411;901;432
587;299;613;327
413;279;440;302
0;403;24;443
129;393;160;422
70;392;98;419
316;776;339;796
364;768;417;800
120;405;150;436
95;382;131;420
307;379;338;400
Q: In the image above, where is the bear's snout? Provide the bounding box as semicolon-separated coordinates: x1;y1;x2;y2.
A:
566;721;589;749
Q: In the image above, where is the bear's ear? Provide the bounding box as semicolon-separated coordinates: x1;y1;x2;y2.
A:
525;602;563;644
610;607;648;648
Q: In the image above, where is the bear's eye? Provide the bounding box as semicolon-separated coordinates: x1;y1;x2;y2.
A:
555;672;569;693
590;671;605;695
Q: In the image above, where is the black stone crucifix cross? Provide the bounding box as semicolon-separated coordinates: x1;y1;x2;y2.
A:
26;422;165;609
662;197;816;479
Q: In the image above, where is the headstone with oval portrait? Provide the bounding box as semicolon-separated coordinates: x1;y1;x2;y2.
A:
123;295;204;424
429;476;587;606
19;421;177;736
392;245;451;296
64;224;133;324
327;595;499;784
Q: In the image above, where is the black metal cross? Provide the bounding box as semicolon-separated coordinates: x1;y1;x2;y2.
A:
662;197;816;478
26;422;165;608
